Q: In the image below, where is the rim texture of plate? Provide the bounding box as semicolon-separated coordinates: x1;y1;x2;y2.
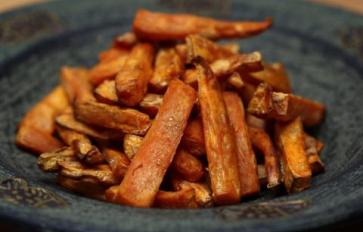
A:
1;0;363;231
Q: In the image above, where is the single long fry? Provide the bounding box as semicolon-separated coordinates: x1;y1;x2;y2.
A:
181;118;205;156
223;92;260;197
138;93;163;117
74;101;151;135
304;134;325;174
149;47;184;92
248;126;281;189
196;59;241;205
172;149;204;182
102;147;130;179
16;86;68;154
248;83;326;127
123;134;143;160
115;43;154;106
133;9;272;41
275;117;311;193
110;79;197;207
58;175;106;200
94;80;118;105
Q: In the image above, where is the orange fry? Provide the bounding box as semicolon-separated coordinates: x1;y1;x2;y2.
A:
275;117;312;193
172;149;204;182
109;79;197;207
149;47;184;92
133;9;272;41
196;59;241;205
115;43;154;106
248;126;281;189
223;92;260;197
181;118;205;156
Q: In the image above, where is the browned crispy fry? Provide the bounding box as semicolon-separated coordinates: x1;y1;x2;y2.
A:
94;80;118;105
99;48;129;63
115;43;154;106
59;160;119;185
181;118;205;156
172;149;204;182
113;32;138;48
72;140;104;165
16;86;68;154
38;147;76;172
102;147;130;179
226;72;244;92
58;175;106;200
139;93;163;117
123;134;143;160
89;50;129;86
195;59;241;205
173;179;213;208
56;110;122;140
133;9;272;41
248;126;281;189
246;113;267;130
304;134;325;174
248;83;326;127
56;125;89;146
149;47;184;92
74;101;151;135
223;92;260;197
111;79;197;207
275;117;312;193
154;188;198;208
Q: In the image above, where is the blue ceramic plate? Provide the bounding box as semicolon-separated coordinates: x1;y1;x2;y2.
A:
1;0;363;231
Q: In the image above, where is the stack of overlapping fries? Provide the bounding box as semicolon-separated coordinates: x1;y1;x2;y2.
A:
16;10;326;208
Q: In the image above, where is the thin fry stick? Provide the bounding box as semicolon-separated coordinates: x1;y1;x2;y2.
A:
109;79;197;207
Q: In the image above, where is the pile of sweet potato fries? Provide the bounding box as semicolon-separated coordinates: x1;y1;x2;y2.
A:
16;10;326;208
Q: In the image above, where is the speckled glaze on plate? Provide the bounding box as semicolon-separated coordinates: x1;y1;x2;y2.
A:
1;0;363;231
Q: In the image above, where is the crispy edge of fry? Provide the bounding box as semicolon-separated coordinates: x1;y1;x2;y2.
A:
94;80;119;105
223;92;260;197
304;134;325;174
115;43;154;106
58;175;106;200
102;147;130;180
248;126;281;189
172;179;213;208
74;101;151;135
123;134;143;160
38;147;76;172
133;9;272;41
56;125;90;146
149;47;184;92
195;59;241;205
138;93;163;118
72;139;104;165
275;117;312;193
114;79;197;207
181;117;205;156
172;149;205;182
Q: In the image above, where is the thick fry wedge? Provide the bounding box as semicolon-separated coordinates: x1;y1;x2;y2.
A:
113;32;138;49
16;86;68;154
94;80;118;105
149;47;184;92
123;134;143;160
139;93;163;117
102;147;130;179
181;118;205;156
172;149;204;182
133;9;272;41
115;43;154;106
58;175;106;200
248;126;281;189
195;59;241;205
248;83;325;127
304;134;325;174
275;117;312;193
223;92;260;197
111;79;197;207
74;101;151;135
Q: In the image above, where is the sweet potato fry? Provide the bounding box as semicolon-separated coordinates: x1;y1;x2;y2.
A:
172;149;204;182
58;175;106;200
16;86;68;154
94;80;118;105
248;83;326;127
111;79;197;207
275;117;312;193
149;47;184;92
123;134;143;160
74;101;151;135
139;93;163;117
154;188;198;208
133;9;272;41
248;126;281;189
115;43;154;106
195;59;241;205
38;147;76;172
304;134;325;174
223;92;260;197
113;32;138;49
102;147;130;179
56;110;122;140
89;50;129;86
181;118;205;156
